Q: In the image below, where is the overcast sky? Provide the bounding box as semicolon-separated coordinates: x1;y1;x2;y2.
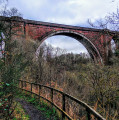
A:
7;0;119;54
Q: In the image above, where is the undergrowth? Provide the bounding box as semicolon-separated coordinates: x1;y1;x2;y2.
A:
15;90;60;120
13;102;30;120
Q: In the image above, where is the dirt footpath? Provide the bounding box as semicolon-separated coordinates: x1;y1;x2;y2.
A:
16;99;48;120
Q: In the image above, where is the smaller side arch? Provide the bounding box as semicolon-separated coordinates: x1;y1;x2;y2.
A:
112;35;119;50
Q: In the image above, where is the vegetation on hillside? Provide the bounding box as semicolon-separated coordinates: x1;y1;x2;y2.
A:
16;38;119;119
0;0;119;119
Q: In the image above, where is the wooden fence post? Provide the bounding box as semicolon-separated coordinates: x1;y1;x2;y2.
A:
62;93;65;120
21;81;23;88
31;83;33;97
24;81;27;94
51;88;53;108
25;81;27;89
86;108;91;120
39;85;41;103
31;83;32;92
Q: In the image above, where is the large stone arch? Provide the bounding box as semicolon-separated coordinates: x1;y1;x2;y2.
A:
36;30;103;63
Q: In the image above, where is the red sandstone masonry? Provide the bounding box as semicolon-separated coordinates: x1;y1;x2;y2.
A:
0;16;118;64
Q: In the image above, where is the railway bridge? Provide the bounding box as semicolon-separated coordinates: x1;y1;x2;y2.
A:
0;16;119;64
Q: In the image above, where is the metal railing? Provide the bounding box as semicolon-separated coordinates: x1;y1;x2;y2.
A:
18;80;106;120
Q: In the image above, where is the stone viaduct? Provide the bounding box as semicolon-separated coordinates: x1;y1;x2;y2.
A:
0;16;119;64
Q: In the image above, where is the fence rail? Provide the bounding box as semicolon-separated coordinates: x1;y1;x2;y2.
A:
18;80;106;120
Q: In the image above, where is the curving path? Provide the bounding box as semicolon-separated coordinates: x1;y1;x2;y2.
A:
16;99;48;120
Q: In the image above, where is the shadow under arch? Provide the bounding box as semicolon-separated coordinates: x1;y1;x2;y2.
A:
36;30;103;63
112;35;119;50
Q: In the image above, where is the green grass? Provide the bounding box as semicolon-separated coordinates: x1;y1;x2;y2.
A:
15;90;60;120
13;101;30;120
